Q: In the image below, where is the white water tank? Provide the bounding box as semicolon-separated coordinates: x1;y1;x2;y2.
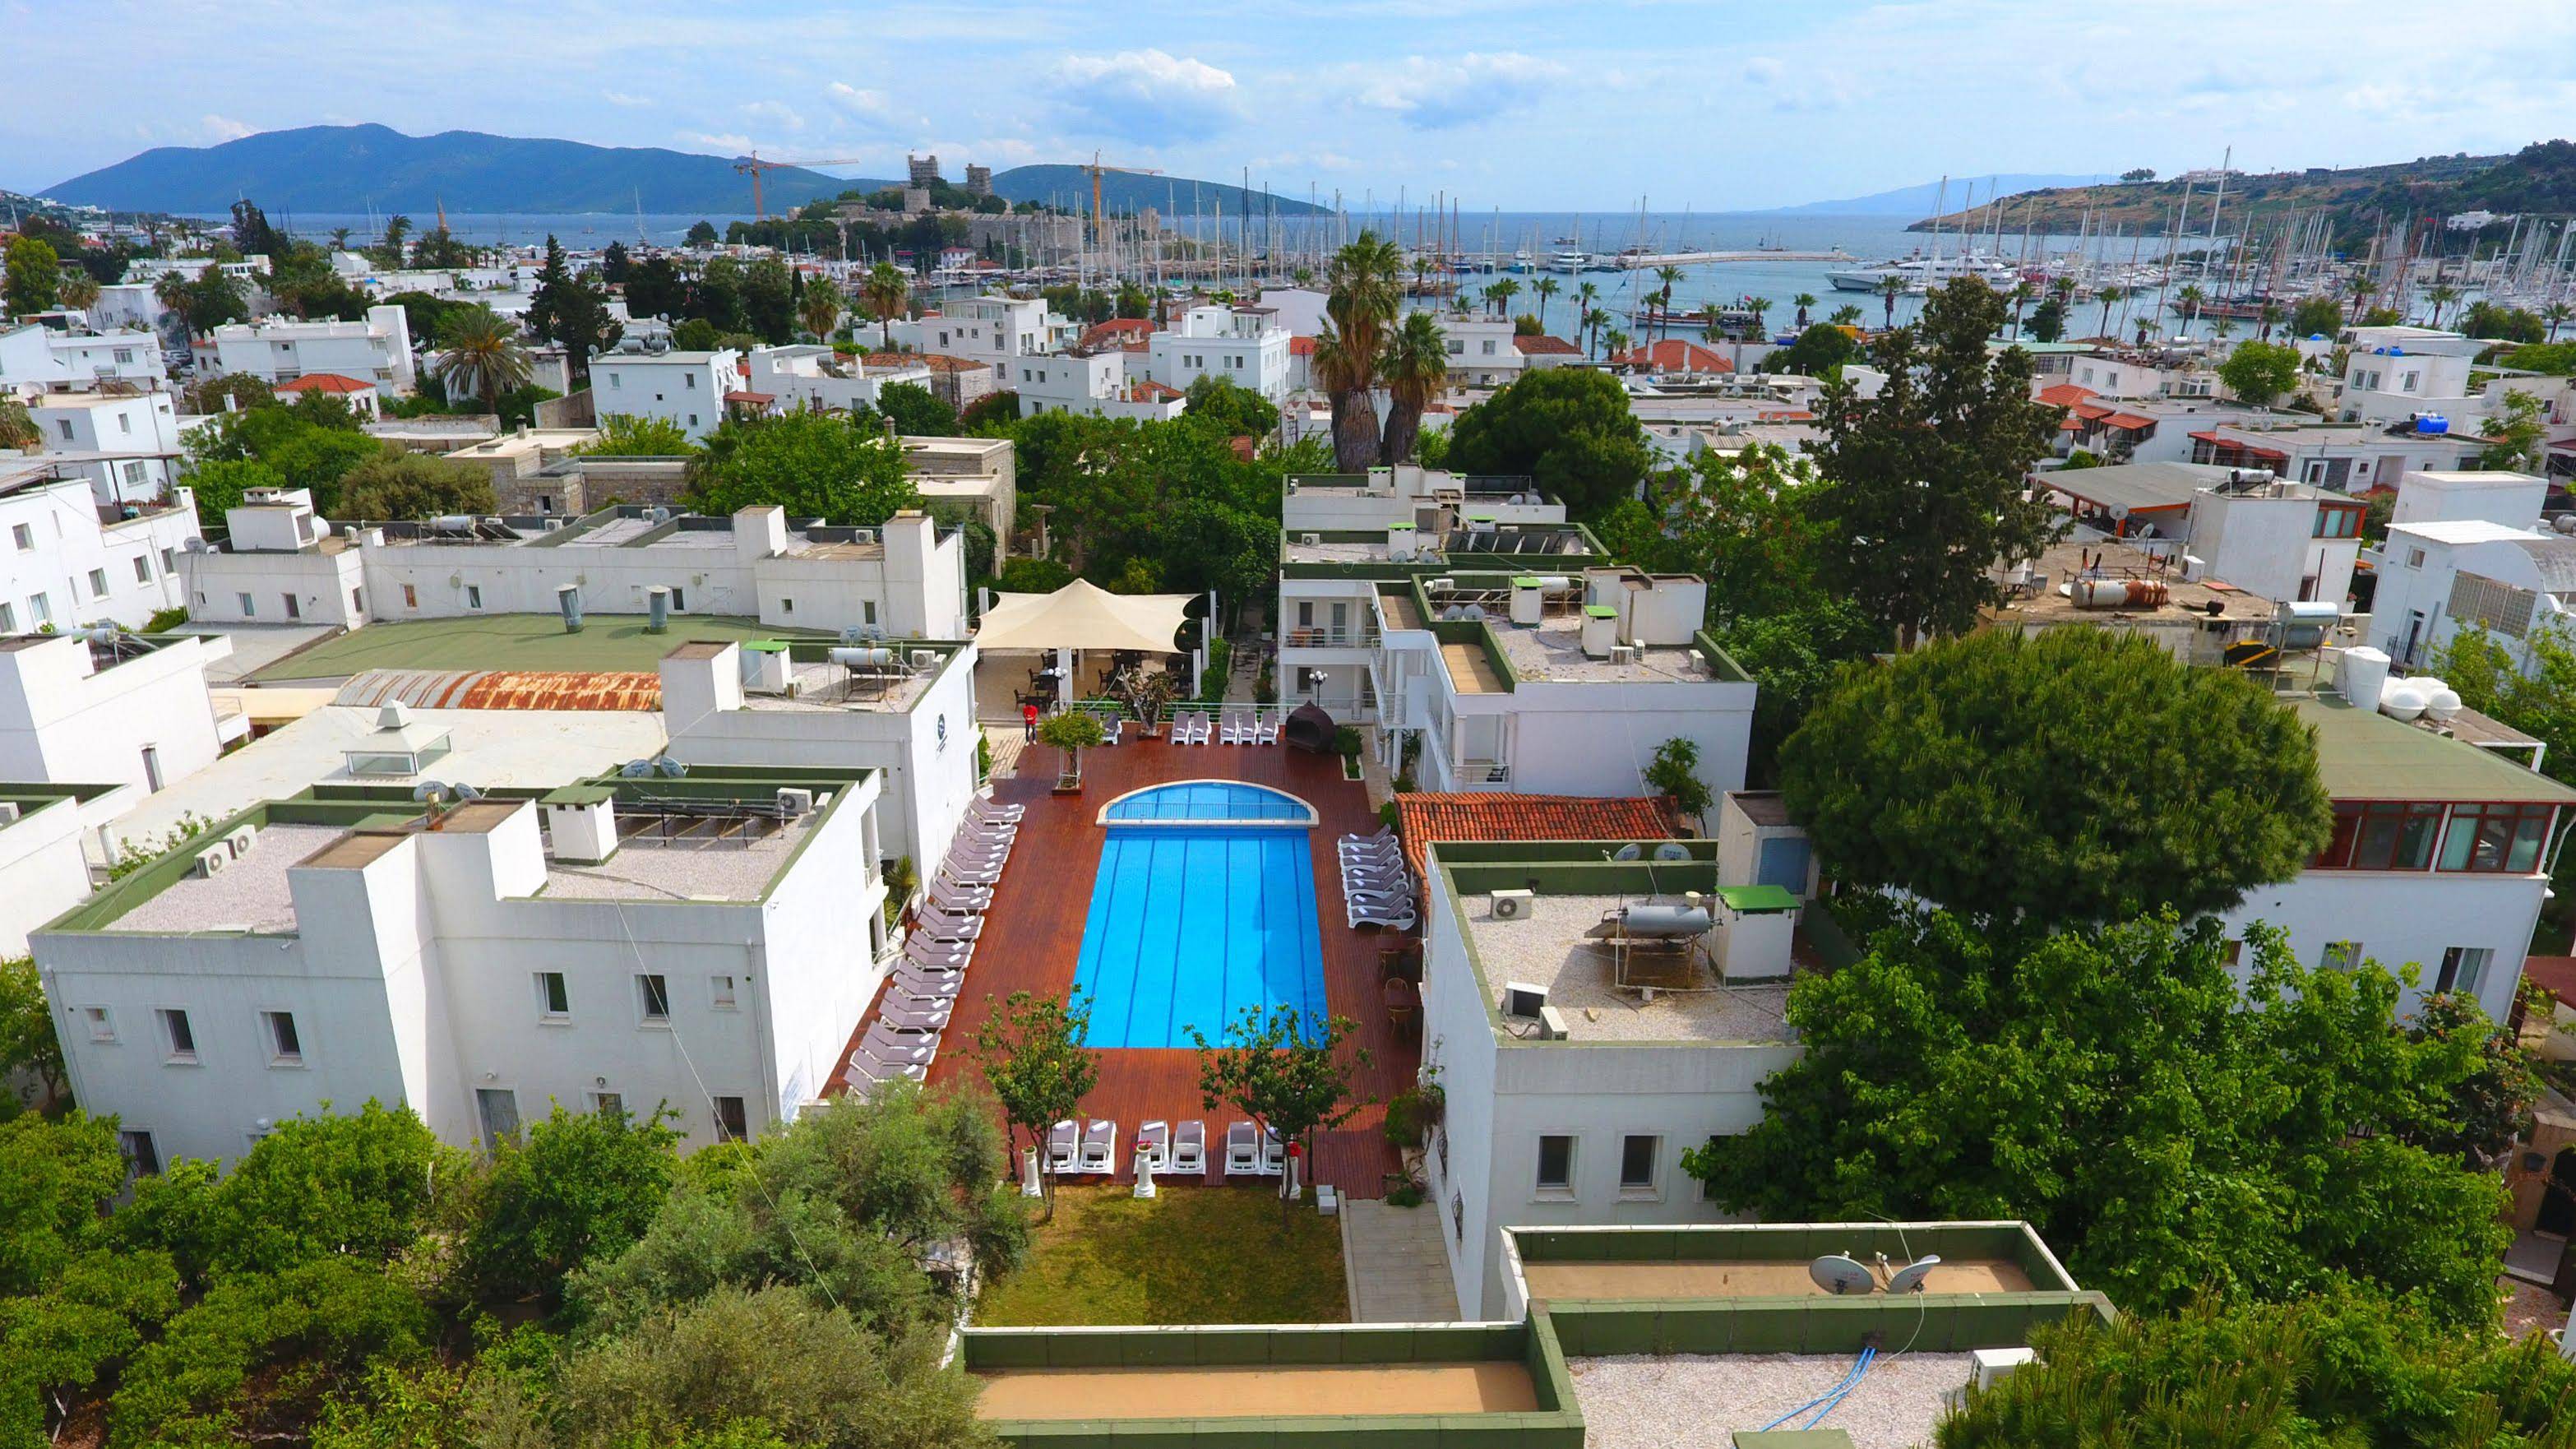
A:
830;646;897;669
1579;606;1620;660
2381;678;2430;721
1510;578;1545;626
2337;646;2391;713
2414;677;2463;721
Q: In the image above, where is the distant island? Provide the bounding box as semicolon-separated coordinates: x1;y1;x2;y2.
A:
1757;174;2115;217
1904;141;2576;243
39;123;1330;219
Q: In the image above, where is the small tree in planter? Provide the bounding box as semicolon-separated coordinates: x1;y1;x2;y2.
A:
974;990;1099;1219
1034;709;1106;792
1189;1004;1373;1218
1644;737;1713;829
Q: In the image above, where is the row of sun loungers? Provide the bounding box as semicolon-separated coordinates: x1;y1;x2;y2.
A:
1339;828;1419;932
1168;708;1279;746
1042;1118;1288;1178
847;791;1027;1089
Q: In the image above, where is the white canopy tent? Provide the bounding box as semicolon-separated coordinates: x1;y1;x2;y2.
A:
975;578;1202;706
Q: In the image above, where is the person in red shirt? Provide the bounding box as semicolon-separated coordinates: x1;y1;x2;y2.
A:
1022;701;1040;741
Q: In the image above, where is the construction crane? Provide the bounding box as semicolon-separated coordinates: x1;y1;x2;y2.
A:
1083;151;1163;252
731;153;876;221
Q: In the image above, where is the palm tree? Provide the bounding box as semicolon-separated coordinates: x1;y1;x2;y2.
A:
1574;280;1600;348
327;226;353;251
58;271;100;312
2254;299;2281;342
1581;306;1608;358
2425;282;2460;329
2095;285;2124;340
1490;276;1519;320
799;275;843;340
1877;274;1905;330
432;307;534;411
2175;283;2207;331
1314;230;1404;470
2006;280;2036;339
2210;314;2236;341
1653;265;1686;334
1829;303;1863;327
1792;292;1816;331
1379;311;1450;465
1411;256;1431;297
1531;276;1560;332
2548;303;2574;342
1744;296;1772;337
860;262;909;331
2344;272;2373;323
1603;326;1631;363
2134;313;2156;346
1293;266;1314;289
379;214;414;264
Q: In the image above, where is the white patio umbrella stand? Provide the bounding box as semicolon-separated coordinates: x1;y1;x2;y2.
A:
1132;1145;1157;1200
1020;1147;1043;1197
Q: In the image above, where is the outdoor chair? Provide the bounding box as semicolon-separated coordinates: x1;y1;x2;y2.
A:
1171;1120;1207;1175
1223;1120;1261;1176
1046;1119;1080;1174
1135;1120;1171;1173
1077;1119;1117;1174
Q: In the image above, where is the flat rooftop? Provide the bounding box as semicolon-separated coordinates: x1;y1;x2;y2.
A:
1524;1258;2034;1302
742;656;937;714
252;615;831;683
541;811;816;901
1460;893;1791;1044
1570;1352;1975;1449
1487;613;1717;685
2295;692;2576;805
105;822;346;934
974;1363;1538;1422
1993;538;2274;626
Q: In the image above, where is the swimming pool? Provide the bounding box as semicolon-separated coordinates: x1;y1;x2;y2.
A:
1072;782;1328;1049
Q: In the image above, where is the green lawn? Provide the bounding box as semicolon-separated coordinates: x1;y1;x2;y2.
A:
977;1184;1349;1326
251;613;831;681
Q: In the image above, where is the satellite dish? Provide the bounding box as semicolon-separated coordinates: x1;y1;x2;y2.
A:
1652;842;1693;862
1610;843;1644;862
452;783;484;802
410;781;449;803
655;757;690;778
620;759;655;778
1810;1254;1875;1295
1886;1255;1942;1294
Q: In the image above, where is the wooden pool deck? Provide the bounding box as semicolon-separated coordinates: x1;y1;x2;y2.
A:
828;729;1417;1200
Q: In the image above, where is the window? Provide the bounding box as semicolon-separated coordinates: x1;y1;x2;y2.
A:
281;593;299;620
1481;339;1497;355
1446;340;1464;355
26;593;48;628
711;974;738;1009
2439;803;2552;873
2406;547;2426;568
1618;1134;1660;1197
402;584;419;609
132;555;151;583
465;585;482;609
862;600;876;627
638;974;671;1023
351;588;364;616
712;1095;749;1142
8;524;27;551
1535;1134;1575;1197
2436;946;2492;998
535;971;570;1018
669;587;686;611
81;1006;115;1043
159;1007;197;1062
2310;801;2443;870
2319;941;2365;972
476;1088;520;1150
119;1130;160;1177
684;373;697;389
1451;1192;1465;1243
161;547;177;572
236;591;255;617
122;461;146;487
87;568;109;597
56;419;73;442
608;372;621;389
262;1010;303;1065
593;1092;625;1120
781;597;793;613
687;414;699;428
141;745;162;792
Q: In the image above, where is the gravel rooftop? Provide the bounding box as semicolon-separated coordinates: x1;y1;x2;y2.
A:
109;823;347;933
540;813;815;901
1569;1352;1975;1449
1462;893;1791;1044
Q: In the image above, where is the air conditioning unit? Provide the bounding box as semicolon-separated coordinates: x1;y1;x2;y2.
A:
1501;980;1549;1021
776;788;815;817
192;846;230;878
225;824;259;859
1536;1005;1570;1040
1299;532;1322;546
0;802;18;825
1490;887;1534;921
910;650;941;670
851;528;877;544
1971;1347;2037;1391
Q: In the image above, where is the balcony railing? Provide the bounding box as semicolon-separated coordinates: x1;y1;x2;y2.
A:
1280;624;1382;650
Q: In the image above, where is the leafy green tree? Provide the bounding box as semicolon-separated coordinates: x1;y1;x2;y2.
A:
874;380;957;437
1782;629;2333;924
2289;294;2345;338
691;257;747;335
1148;496;1275;616
972;992;1098;1217
739;257;796;345
0;957;65;1117
2217;338;2305;408
1806;277;2063;647
261;428;389;515
1763;322;1857;377
1642;738;1713;822
622;257;689;321
1182;374;1280;440
671;316;722;353
601;239;632;284
182;457;284;525
1650;442;1832;626
0;399;36;451
687;412;919;525
5;236;64;316
1189;1005;1373;1212
685;220;720;248
2503;339;2576;376
181;373;275;414
525;235;624;382
1444;366;1657;524
335;451;499;521
1713;599;1884;788
1935;1289;2576;1447
2481;387;2547;470
1689;913;2514;1326
463;1105;680;1304
957;390;1020;433
2023;295;2067;342
580;414;696;456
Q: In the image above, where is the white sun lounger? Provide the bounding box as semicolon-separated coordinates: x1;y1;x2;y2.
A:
1045;1118;1080;1174
878;998;952;1031
1348;902;1418;932
1219;709;1250;745
1259;1125;1287;1176
1135;1119;1171;1173
1223;1120;1261;1177
913;907;983;942
847;1053;927;1086
1254;713;1279;745
1098;715;1123;746
1076;1118;1117;1174
947;839;1011;868
891;968;964;999
861;1025;937;1068
940;861;1005;887
969;797;1026;825
1170;1120;1207;1175
903;935;972;968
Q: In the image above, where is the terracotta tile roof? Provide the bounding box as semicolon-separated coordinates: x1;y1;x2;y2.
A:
2037;382;2096;407
1288;336;1317;357
1131;379;1184;400
1616;339;1732;374
1515;334;1582;355
1080;318;1155;349
1394;793;1686;896
723;390;776;405
277;373;375;394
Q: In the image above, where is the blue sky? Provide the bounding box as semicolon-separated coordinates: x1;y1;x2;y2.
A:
9;0;2576;209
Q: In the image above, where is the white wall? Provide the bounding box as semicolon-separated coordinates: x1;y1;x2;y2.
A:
0;632;226;799
0;476;201;629
0;795;99;956
2218;867;2545;1023
209;305;415;396
590;352;743;442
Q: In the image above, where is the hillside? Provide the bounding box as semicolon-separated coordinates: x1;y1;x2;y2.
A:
986;164;1327;216
1903;143;2576;240
39;124;1331;220
1764;174;2114;216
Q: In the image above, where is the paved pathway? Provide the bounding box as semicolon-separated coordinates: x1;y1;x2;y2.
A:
1343;1197;1458;1322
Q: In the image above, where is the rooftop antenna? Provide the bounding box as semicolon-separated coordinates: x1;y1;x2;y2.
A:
1885;1255;1944;1294
1809;1253;1875;1295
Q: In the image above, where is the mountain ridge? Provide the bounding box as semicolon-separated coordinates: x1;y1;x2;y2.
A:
1759;173;2117;215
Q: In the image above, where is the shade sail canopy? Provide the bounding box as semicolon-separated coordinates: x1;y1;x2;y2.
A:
974;577;1194;655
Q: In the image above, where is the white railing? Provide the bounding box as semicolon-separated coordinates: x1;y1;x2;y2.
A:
1280;623;1382;650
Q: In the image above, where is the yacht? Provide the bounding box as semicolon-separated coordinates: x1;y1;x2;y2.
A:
1826;250;2019;293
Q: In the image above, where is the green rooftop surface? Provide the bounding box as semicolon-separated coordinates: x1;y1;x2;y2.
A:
1717;885;1801;913
2293;694;2576;805
252;614;834;682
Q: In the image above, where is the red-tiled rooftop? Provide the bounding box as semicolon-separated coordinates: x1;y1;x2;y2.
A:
2037;382;2096;407
276;373;374;394
723;390;776;405
1394;793;1685;896
1288;336;1316;357
1515;334;1582;355
1616;339;1732;373
1080;318;1155;349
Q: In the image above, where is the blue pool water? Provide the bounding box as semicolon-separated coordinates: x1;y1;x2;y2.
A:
1072;784;1327;1049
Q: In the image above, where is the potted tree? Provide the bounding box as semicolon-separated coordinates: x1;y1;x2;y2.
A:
1034;709;1106;794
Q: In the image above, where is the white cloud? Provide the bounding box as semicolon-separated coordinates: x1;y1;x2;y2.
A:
1052;49;1239;141
1348;53;1564;129
826;82;898;123
202;113;254;142
741;100;807;133
679;132;757;156
602;90;654;108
